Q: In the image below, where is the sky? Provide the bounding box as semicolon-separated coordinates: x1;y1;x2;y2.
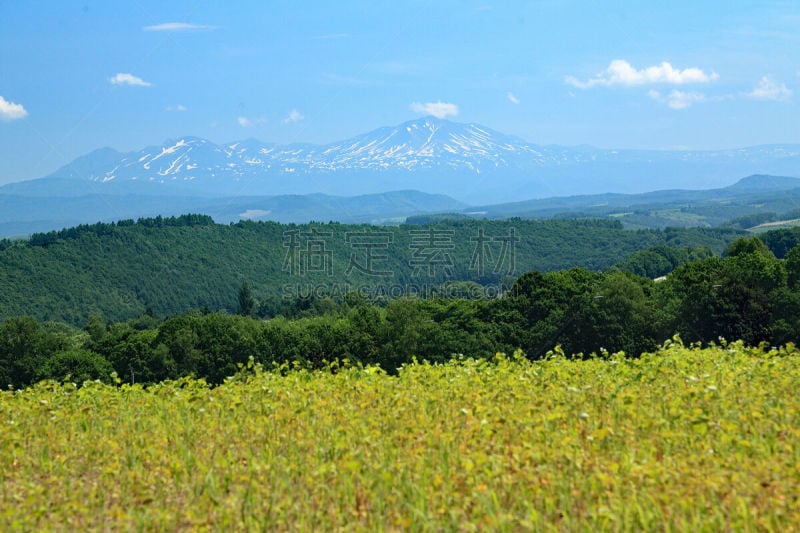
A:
1;0;799;185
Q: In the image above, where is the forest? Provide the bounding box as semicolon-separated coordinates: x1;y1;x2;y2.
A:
3;226;800;389
0;214;747;325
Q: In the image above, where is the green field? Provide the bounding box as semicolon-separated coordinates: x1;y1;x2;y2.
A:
749;219;800;234
1;341;798;531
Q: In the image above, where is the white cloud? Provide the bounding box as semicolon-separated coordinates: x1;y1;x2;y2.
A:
0;95;27;121
507;92;520;104
747;77;792;101
166;104;187;112
282;109;304;124
238;116;253;127
409;101;459;118
649;89;706;110
110;73;152;87
143;22;216;32
566;60;718;89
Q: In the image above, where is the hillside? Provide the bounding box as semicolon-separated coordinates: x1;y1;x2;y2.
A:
0;216;743;325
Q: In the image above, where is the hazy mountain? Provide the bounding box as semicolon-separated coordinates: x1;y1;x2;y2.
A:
196;190;466;225
723;174;800;192
5;117;800;204
3;117;800;236
454;175;800;229
0;190;466;237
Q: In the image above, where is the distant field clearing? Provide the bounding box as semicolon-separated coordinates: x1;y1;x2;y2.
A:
749;218;800;233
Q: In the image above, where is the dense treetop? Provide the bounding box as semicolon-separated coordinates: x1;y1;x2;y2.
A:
0;215;744;325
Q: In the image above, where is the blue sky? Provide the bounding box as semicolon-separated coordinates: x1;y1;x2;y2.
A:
1;0;798;184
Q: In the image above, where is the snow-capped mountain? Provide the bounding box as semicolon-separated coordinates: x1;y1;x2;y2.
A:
34;117;550;200
6;116;800;204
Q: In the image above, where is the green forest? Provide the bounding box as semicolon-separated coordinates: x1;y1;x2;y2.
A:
0;214;745;325
3;214;800;389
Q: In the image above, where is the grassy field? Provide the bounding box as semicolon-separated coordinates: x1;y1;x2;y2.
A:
1;340;799;531
748;218;800;233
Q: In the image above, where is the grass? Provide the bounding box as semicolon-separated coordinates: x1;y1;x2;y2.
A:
1;339;799;531
748;218;800;233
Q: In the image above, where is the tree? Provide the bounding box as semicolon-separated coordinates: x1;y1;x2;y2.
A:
381;298;428;370
39;349;114;384
507;268;601;357
0;317;69;388
724;237;773;258
665;248;786;346
573;272;659;356
237;281;256;317
785;245;800;289
85;313;107;346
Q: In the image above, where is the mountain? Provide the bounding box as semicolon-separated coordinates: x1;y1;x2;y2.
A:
724;174;800;191
8;119;553;201
3;117;800;236
196;190;466;225
451;174;800;230
5;117;800;204
0;190;466;237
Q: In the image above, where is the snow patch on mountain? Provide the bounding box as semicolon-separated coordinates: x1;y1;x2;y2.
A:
26;116;800;203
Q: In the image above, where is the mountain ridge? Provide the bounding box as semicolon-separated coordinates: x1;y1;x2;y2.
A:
4;116;800;204
2;172;800;237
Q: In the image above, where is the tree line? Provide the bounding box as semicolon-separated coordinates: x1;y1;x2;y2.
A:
2;236;799;389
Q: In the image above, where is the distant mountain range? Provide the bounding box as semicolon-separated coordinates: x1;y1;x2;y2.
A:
3;174;800;238
5;116;800;202
0;191;466;237
2;116;800;236
452;174;800;230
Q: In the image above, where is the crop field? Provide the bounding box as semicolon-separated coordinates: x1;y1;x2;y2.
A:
1;340;799;531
